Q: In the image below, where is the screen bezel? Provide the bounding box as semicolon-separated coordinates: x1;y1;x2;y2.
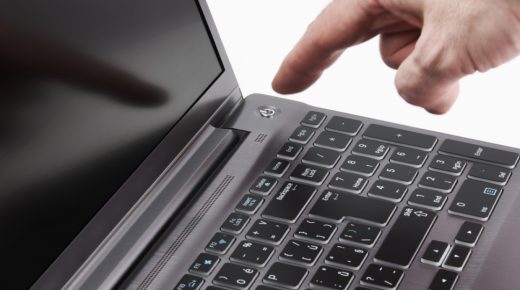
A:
31;1;241;288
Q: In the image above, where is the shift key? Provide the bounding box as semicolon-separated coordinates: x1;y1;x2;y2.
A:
263;182;316;223
375;207;436;268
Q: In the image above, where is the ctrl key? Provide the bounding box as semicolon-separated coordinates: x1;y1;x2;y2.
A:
428;269;458;290
175;275;204;290
213;263;258;290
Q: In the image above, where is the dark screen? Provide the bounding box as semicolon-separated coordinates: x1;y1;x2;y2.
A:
0;0;222;288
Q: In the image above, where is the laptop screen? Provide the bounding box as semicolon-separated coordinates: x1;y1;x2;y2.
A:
0;0;222;287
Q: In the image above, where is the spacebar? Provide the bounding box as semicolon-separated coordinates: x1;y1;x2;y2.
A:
375;207;436;268
309;190;396;226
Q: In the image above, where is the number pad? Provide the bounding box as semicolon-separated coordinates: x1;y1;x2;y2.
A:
419;171;458;193
390;147;428;167
352;139;389;160
429;155;466;175
379;163;418;184
341;155;379;176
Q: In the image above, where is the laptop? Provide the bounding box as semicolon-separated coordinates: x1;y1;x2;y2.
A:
1;0;519;289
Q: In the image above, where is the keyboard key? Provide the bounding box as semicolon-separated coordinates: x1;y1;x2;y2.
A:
379;164;418;184
360;264;404;290
329;172;368;194
256;286;280;290
280;240;323;266
294;219;337;243
246;219;289;244
236;195;264;214
310;190;396;226
289;164;329;185
375;207;436;268
439;139;519;168
289;126;315;144
390;147;428;167
206;232;235;254
175;275;204;290
368;180;407;202
207;287;228;290
314;131;352;151
355;288;374;290
455;221;483;247
339;222;381;247
263;262;307;289
352;139;389;160
250;176;277;195
230;241;274;267
302;147;341;168
443;245;471;271
341;155;379;176
325;244;368;269
277;142;303;160
310;266;354;290
214;263;258;290
221;213;250;234
264;159;290;177
468;163;511;185
429;155;466;175
263;182;316;223
408;189;447;211
421;240;450;267
301;111;326;128
428;269;459;290
364;124;437;151
189;253;219;274
418;171;457;193
448;179;502;221
325;116;363;135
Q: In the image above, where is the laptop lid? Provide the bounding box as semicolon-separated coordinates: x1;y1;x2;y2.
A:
0;0;239;288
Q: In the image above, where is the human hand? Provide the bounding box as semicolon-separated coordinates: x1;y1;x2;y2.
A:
272;0;520;114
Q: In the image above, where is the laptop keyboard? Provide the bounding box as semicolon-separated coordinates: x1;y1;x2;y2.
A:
175;111;519;290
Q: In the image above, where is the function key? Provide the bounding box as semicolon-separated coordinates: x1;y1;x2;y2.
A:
379;163;418;185
455;221;483;247
290;164;329;185
314;131;352;151
294;218;337;243
429;155;466;175
277;142;303;160
408;188;447;211
325;116;363;135
364;124;437;151
302;147;341;168
263;262;308;289
448;180;502;221
421;240;450;267
280;239;323;266
468;163;511;185
264;159;290;177
213;263;258;290
352;139;389;160
221;213;250;234
189;253;220;275
428;269;459;290
289;126;315;144
246;219;289;244
340;222;381;247
418;171;457;193
175;274;204;290
263;181;316;223
310;266;354;290
230;241;275;267
360;264;403;290
440;139;519;168
206;232;235;254
368;180;407;203
325;243;368;270
329;172;368;194
442;245;471;272
301;111;326;128
390;147;428;168
250;176;277;195
341;155;379;176
236;194;264;214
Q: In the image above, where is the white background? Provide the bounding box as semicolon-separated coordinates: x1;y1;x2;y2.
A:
207;0;520;148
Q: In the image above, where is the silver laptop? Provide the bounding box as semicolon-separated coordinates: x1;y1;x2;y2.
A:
1;1;519;289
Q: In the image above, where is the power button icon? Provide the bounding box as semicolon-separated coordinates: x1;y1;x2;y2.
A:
258;106;279;118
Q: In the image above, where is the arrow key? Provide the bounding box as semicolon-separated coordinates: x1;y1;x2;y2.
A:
455;221;483;247
443;245;471;272
428;269;458;290
421;240;450;267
